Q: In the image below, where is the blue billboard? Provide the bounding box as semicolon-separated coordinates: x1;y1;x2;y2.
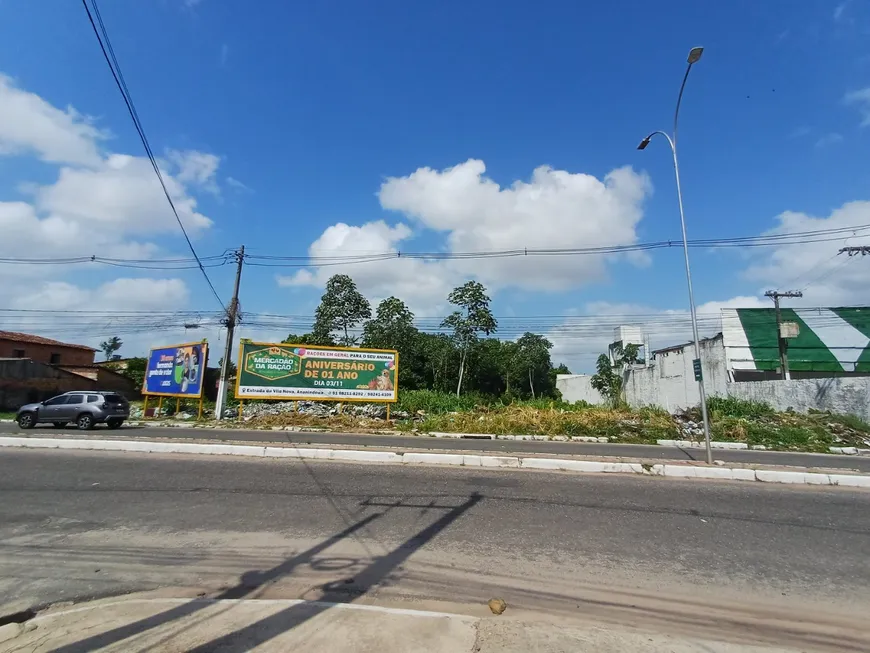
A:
143;341;208;397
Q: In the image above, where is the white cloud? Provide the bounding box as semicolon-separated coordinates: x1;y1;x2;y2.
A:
35;154;213;234
548;296;768;373
834;1;849;21
2;277;196;356
845;88;870;127
0;74;107;167
743;201;870;305
167;149;221;194
0;71;224;351
278;220;456;315
11;277;190;312
815;132;843;148
286;159;652;309
226;176;252;192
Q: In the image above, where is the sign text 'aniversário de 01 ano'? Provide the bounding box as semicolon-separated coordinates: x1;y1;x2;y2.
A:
234;342;398;402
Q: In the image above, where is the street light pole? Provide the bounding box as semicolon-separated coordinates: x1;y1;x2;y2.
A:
638;47;713;465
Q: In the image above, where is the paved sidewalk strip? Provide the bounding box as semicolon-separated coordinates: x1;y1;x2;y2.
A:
2;436;868;488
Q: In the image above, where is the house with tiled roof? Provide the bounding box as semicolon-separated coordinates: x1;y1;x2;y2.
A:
0;331;96;367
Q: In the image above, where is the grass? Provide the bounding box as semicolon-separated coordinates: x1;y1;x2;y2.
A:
706;396;775;420
127;387;869;454
0;411;15;421
395;402;674;442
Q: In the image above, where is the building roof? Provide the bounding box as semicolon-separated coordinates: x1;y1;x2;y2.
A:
0;330;97;352
652;333;723;356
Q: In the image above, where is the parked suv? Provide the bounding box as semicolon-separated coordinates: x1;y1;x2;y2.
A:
16;391;130;430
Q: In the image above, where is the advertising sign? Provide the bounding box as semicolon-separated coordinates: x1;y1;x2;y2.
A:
143;341;208;397
235;342;398;402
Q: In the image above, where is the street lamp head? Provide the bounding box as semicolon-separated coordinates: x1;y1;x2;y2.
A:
687;47;704;64
637;137;651;151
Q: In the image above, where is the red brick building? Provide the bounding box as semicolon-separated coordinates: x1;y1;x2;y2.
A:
0;331;96;367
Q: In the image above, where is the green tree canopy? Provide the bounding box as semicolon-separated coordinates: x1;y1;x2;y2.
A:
312;274;371;346
441;281;497;396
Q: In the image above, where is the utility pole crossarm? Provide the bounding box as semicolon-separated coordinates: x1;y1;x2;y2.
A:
764;290;802;381
839;246;870;256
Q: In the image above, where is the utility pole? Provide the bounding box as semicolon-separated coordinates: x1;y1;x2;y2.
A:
840;246;870;256
764;289;802;380
215;245;245;420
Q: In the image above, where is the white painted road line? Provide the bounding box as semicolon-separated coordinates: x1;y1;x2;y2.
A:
1;436;869;488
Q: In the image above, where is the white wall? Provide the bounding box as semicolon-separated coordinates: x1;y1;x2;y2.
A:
556;374;605;405
728;377;870;422
624;337;728;411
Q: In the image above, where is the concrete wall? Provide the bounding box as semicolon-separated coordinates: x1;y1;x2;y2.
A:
728;377;870;422
624;336;729;411
556;374;605;405
0;359;97;410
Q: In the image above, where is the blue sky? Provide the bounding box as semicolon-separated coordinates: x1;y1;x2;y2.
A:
1;0;869;369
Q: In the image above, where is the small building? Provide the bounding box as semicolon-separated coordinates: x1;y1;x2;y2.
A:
0;331;96;367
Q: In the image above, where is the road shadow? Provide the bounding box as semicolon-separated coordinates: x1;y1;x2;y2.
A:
184;493;482;652
49;492;481;652
48;511;383;653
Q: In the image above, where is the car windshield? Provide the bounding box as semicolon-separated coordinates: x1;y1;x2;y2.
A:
104;394;125;403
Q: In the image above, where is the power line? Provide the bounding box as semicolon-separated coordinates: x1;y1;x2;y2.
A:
80;0;228;313
2;222;868;268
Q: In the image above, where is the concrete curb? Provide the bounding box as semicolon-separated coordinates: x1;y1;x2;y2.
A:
2;436;869;488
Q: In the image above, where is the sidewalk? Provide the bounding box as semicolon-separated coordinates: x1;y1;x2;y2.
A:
0;593;810;652
2;433;870;488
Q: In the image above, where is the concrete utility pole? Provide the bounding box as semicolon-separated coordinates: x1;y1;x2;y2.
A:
637;46;714;465
839;246;870;256
215;245;245;420
764;290;802;381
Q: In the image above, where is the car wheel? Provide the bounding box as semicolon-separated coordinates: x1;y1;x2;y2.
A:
107;419;123;429
53;422;68;428
17;412;36;429
76;414;94;430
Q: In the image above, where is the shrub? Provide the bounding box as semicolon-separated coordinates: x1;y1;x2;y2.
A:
707;396;774;419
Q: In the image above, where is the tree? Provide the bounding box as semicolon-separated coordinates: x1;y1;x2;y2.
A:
441;281;497;396
496;340;520;396
419;333;457;393
362;297;416;350
217;357;237;377
312;274;371;346
116;357;146;391
590;343;640;405
99;336;123;361
515;333;553;399
362;297;424;388
283;333;324;346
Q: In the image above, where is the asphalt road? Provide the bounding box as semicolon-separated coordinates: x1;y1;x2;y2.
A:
3;421;870;471
1;449;869;651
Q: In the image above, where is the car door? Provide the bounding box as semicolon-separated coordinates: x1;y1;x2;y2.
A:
38;395;69;422
58;394;85;421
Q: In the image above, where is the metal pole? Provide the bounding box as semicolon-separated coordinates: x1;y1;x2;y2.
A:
639;52;712;464
670;64;713;465
215;245;245;421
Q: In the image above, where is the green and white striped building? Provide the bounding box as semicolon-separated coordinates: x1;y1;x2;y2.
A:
721;308;870;375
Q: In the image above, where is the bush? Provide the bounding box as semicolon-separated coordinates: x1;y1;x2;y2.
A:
707;396;774;419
